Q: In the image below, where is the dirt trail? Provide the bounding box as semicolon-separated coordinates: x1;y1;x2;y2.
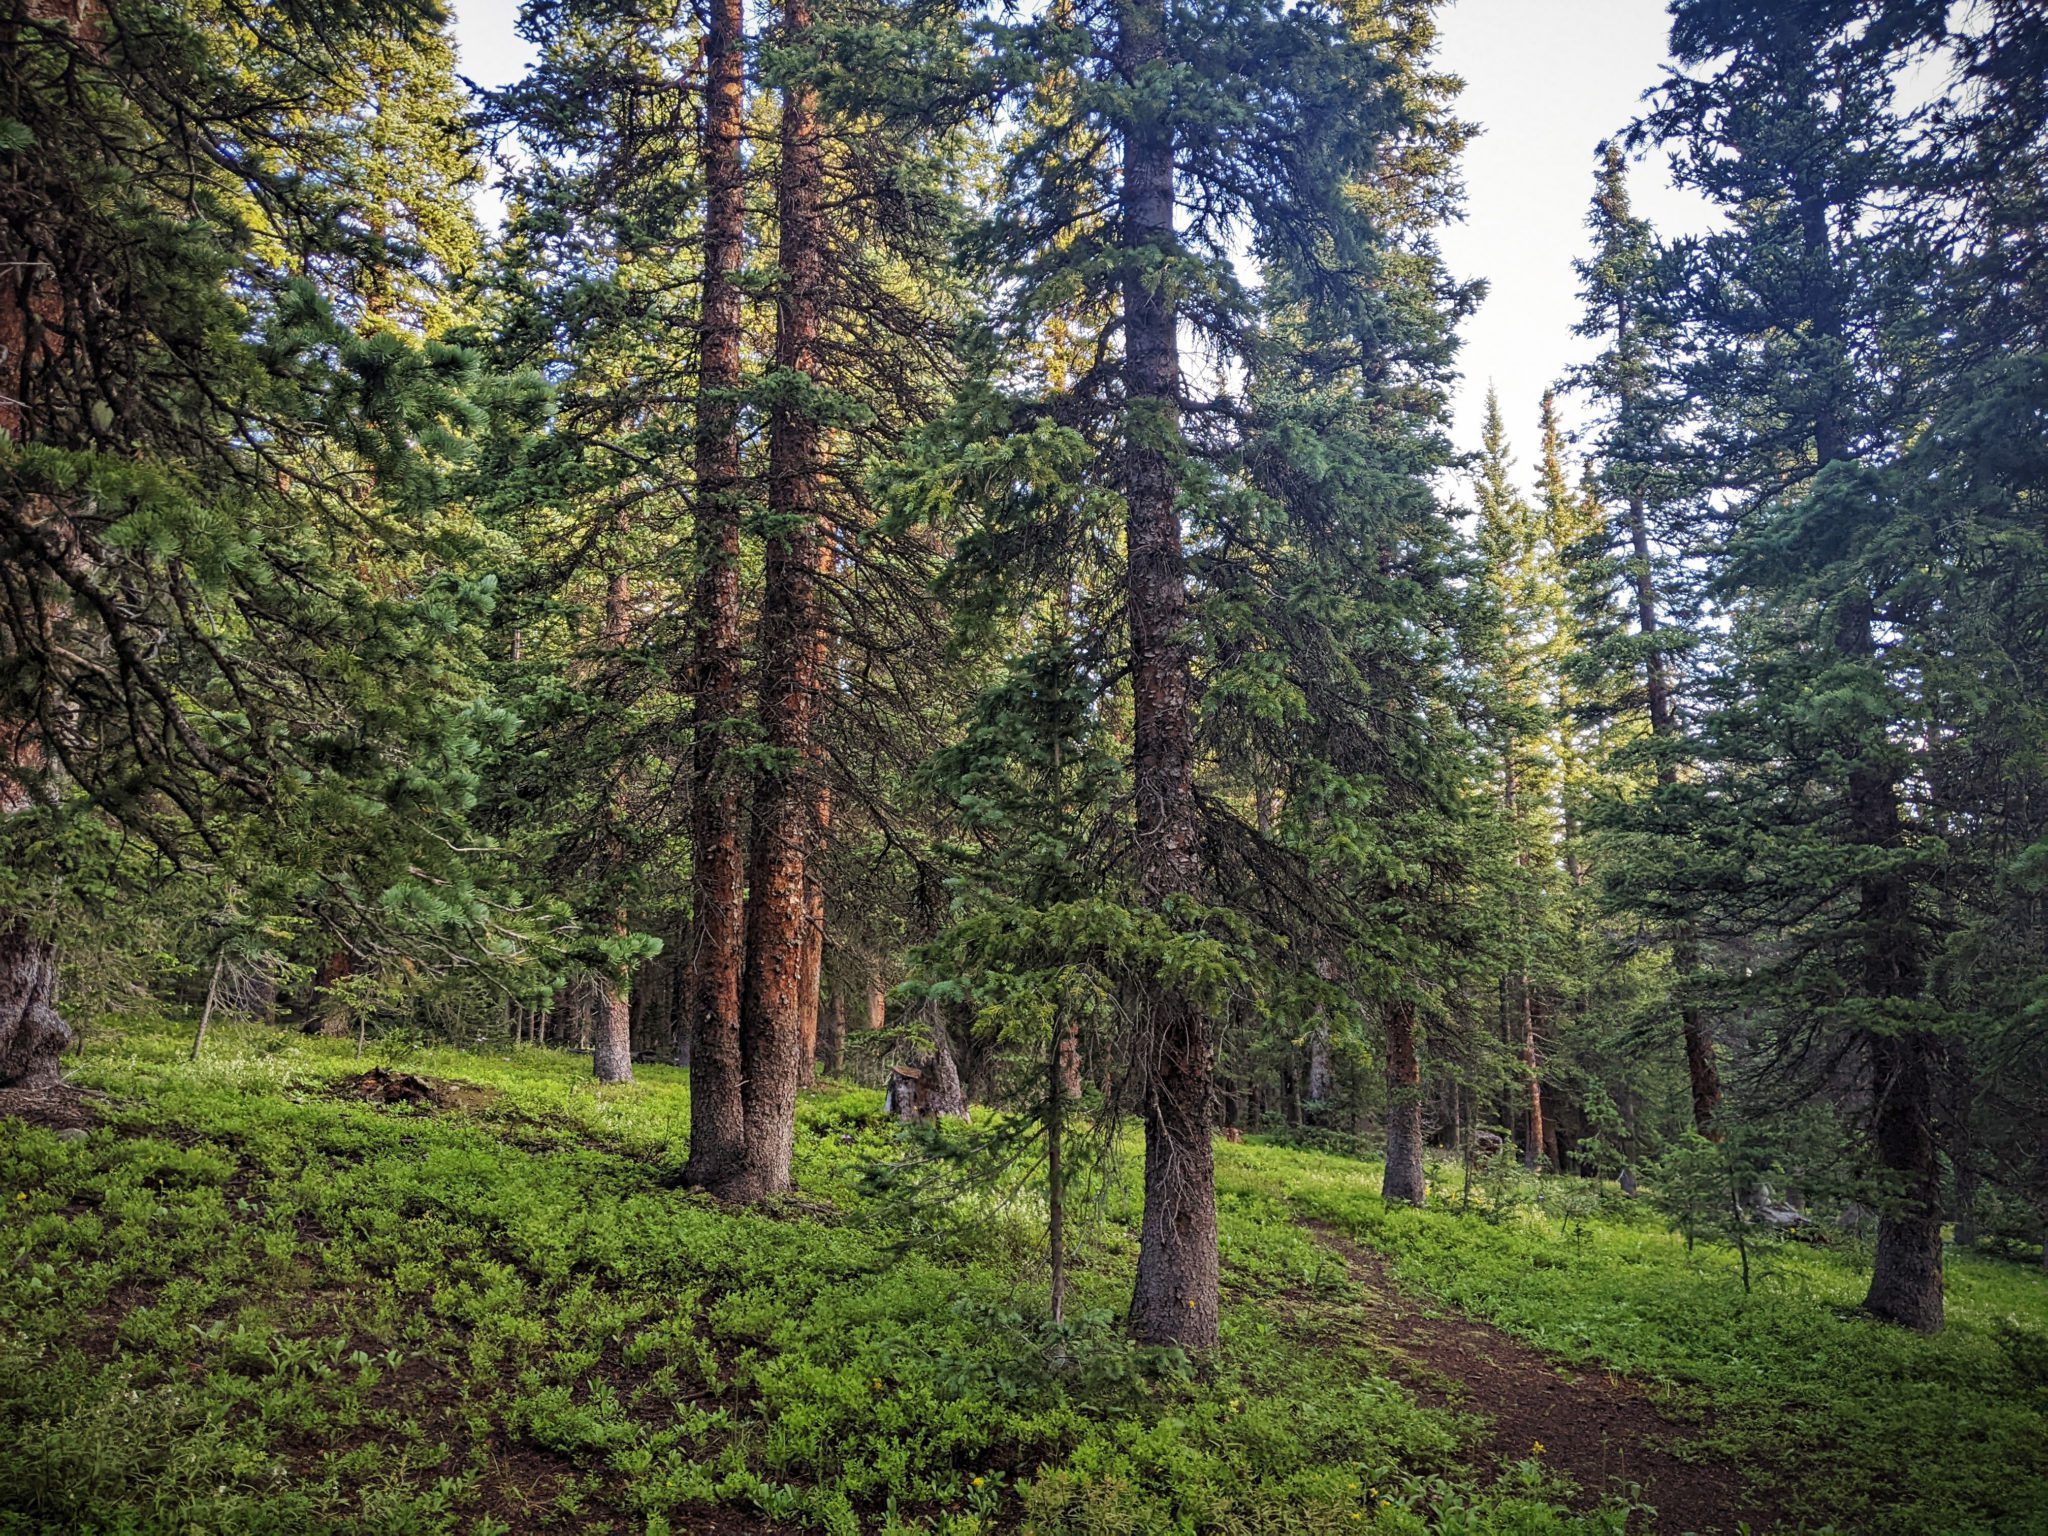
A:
1308;1222;1780;1535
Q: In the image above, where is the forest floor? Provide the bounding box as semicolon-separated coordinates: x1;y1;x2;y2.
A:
3;1018;2046;1536
1303;1222;1769;1535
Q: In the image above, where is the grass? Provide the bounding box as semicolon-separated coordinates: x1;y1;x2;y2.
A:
1221;1145;2048;1536
1;1016;2044;1535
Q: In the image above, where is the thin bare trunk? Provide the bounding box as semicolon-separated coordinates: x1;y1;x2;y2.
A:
595;511;636;1086
819;984;845;1076
1521;984;1545;1170
1048;1023;1068;1324
797;783;830;1085
189;951;224;1062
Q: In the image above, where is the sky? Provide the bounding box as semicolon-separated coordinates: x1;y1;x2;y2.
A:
1430;0;1711;472
448;0;1710;488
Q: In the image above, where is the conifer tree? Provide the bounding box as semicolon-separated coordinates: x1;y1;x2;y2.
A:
1638;0;1955;1329
683;0;753;1183
1;0;508;1083
1566;144;1721;1136
892;0;1477;1343
1470;391;1564;1167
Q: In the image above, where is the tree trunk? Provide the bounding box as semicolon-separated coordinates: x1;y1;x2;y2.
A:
0;918;69;1088
721;0;826;1203
1832;593;1941;1331
1627;494;1723;1136
682;0;750;1187
925;1005;970;1119
1048;1022;1068;1323
1866;1029;1943;1330
1381;1000;1426;1206
819;984;845;1076
797;783;830;1085
1306;1022;1333;1109
1118;0;1217;1351
189;951;224;1062
1520;983;1545;1170
1056;1016;1082;1101
309;948;353;1039
592;973;634;1083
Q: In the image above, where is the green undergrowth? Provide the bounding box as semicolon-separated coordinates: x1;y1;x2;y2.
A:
1218;1143;2048;1536
4;1017;1614;1536
3;1018;2044;1535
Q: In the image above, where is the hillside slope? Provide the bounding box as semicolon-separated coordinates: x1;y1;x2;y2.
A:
3;1020;2044;1535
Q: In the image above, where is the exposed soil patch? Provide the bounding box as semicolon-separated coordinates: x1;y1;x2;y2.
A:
1308;1221;1782;1535
335;1066;499;1111
0;1080;104;1132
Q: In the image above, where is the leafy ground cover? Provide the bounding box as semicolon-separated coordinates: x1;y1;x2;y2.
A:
2;1017;2044;1535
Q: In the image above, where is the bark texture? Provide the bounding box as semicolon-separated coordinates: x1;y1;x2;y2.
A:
1850;598;1940;1329
721;1;827;1203
0;919;69;1088
592;974;635;1083
307;949;353;1039
1119;0;1218;1351
1381;1001;1426;1206
682;0;750;1186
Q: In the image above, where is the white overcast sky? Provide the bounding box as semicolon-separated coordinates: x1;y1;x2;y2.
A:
448;0;1709;488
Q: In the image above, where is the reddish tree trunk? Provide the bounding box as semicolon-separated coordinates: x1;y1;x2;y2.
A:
309;949;353;1039
682;0;750;1185
720;0;827;1203
1119;0;1217;1351
1381;1000;1426;1206
1056;1016;1082;1101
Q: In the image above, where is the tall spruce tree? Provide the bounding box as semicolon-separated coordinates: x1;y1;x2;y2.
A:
1637;0;1955;1329
890;0;1474;1344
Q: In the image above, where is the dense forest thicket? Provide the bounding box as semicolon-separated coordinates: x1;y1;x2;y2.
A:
3;0;2046;1397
